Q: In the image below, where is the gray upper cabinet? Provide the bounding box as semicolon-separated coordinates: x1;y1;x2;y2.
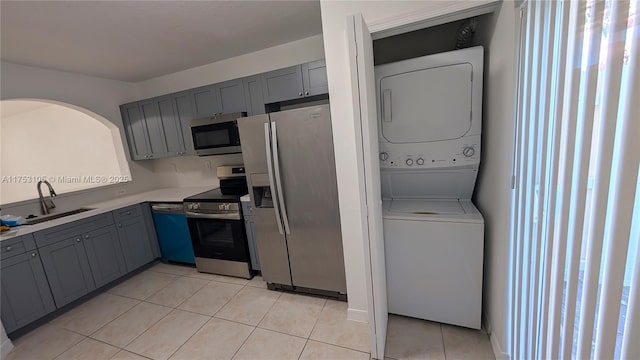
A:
116;215;153;272
172;90;196;155
302;60;328;97
192;84;219;118
121;102;149;161
83;225;127;288
139;99;170;158
1;236;55;334
261;66;305;103
216;79;247;114
243;75;266;116
157;95;186;157
121;59;327;160
39;236;96;308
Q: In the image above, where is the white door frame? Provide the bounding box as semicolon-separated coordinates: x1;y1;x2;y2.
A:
344;2;500;358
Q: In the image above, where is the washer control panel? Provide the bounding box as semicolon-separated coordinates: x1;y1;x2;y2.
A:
378;137;480;169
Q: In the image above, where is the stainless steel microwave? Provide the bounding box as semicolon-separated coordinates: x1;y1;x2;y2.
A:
189;112;246;156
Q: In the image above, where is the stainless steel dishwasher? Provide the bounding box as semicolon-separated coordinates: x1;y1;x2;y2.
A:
150;203;195;265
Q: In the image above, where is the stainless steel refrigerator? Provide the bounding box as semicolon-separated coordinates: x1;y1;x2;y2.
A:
238;104;347;297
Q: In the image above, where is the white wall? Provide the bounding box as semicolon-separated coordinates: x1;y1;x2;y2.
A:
320;0;516;356
0;61;157;216
1;103;127;204
474;2;517;358
137;35;325;98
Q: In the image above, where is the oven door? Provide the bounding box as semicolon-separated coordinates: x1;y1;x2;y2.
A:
186;215;249;262
190;120;242;156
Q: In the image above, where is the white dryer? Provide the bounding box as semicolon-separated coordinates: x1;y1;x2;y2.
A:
376;47;485;329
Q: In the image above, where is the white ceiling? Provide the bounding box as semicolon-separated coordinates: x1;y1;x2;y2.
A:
0;1;322;82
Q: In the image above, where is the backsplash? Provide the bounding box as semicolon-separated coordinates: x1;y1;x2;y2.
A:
150;153;244;188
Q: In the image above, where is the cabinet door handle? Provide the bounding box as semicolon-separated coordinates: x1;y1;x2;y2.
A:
31;252;37;258
76;238;81;242
84;235;89;239
5;246;11;252
118;224;122;228
127;211;131;215
305;91;309;96
298;92;303;96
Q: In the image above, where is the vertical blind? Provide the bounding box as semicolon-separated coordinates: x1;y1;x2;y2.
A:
510;1;639;359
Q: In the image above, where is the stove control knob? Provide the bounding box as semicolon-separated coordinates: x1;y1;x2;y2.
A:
416;158;425;165
186;204;193;210
463;146;475;157
406;158;414;166
193;203;200;210
379;152;389;161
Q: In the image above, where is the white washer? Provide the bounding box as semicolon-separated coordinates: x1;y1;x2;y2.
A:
376;47;485;329
383;198;484;329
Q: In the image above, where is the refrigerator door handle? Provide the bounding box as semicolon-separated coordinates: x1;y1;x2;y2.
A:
270;122;291;235
264;122;285;235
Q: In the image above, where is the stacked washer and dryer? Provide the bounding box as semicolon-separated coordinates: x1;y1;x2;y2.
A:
376;46;485;329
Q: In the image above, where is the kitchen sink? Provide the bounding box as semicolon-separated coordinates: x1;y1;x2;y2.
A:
25;208;95;225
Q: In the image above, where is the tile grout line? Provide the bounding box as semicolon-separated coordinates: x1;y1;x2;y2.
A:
164;313;212;360
441;323;448;360
307;298;328;340
297;339;310;360
229;326;258;360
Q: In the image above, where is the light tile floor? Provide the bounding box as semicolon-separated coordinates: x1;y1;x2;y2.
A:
5;263;495;360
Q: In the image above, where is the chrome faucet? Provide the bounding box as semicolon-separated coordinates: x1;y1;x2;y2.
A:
37;180;57;214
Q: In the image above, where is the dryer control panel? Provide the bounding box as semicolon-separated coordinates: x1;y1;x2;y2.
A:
378;135;480;169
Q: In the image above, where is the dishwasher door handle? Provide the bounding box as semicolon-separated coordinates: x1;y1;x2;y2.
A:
151;204;185;213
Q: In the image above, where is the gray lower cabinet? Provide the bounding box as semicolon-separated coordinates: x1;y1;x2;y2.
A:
241;201;261;271
39;236;96;308
1;244;55;333
261;65;305;103
116;215;154;272
302;60;328;97
83;225;128;288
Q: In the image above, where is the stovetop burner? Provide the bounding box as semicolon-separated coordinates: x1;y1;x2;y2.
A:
184;188;246;203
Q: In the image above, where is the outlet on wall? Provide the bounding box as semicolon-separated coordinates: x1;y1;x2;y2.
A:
115;189;126;196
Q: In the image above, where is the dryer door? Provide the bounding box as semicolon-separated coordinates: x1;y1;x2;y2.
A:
380;63;473;143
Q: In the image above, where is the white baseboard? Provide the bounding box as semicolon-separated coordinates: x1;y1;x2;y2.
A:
483;312;509;360
490;332;509;360
1;338;14;359
347;307;369;323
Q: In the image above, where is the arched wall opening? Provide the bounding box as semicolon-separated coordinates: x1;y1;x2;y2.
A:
0;99;132;204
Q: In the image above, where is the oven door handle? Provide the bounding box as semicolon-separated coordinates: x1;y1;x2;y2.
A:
265;122;285;235
185;211;241;220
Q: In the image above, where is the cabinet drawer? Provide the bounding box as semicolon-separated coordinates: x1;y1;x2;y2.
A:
34;213;114;248
1;234;36;260
113;204;143;222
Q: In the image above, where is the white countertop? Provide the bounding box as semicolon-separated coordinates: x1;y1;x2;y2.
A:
0;187;212;241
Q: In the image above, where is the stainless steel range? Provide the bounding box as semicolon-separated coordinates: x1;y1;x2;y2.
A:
184;165;251;279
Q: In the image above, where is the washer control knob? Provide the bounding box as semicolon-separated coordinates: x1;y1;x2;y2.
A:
416;158;425;165
379;152;389;161
463;146;476;157
405;158;414;166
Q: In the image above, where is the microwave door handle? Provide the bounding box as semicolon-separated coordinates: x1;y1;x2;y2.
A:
264;122;285;235
270;122;291;235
